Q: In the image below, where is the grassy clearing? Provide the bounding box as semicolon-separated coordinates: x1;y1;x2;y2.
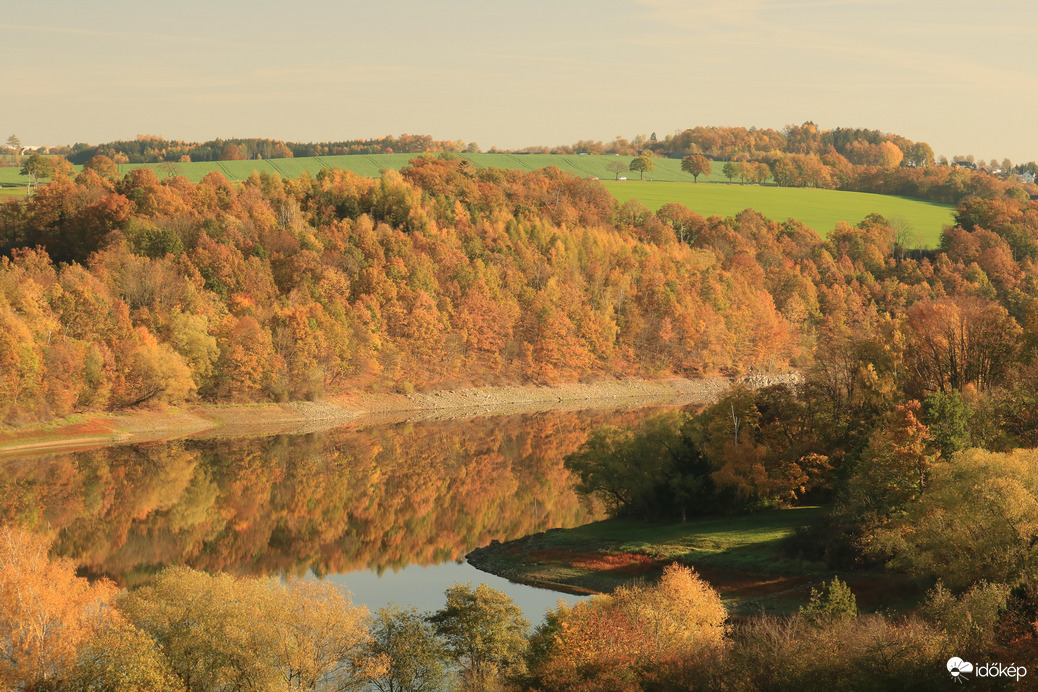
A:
468;506;921;615
0;169;27;185
0;153;729;186
112;152;723;184
559;509;823;571
605;180;955;247
470;508;825;614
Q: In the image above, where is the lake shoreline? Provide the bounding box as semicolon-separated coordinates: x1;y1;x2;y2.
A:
0;374;798;459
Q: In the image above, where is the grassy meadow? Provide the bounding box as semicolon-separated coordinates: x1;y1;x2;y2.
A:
468;506;921;615
605;180;955;248
473;508;817;612
0;154;955;246
0;152;729;186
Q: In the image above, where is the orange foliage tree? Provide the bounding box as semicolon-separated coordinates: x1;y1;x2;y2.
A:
529;564;727;690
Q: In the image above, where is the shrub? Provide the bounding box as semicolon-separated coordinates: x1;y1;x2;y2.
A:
800;576;857;624
725;614;952;691
922;581;1010;651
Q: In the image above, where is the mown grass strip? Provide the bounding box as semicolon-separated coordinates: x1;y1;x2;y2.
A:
604;180;954;246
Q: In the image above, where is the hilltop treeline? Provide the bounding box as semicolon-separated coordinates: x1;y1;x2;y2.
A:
546;123;1031;174
48;123;1034;175
2;154;1038;426
535;124;924;162
21;125;1034;210
55;134;479;165
556;124;1036;204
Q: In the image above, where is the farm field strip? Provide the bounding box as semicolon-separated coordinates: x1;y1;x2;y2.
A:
0;152;725;186
604;180;954;247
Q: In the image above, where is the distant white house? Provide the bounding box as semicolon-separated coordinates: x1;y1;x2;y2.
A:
1021;171;1036;184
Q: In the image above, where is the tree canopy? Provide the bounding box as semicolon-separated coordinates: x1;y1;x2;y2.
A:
681;154;711;182
628;155;655;180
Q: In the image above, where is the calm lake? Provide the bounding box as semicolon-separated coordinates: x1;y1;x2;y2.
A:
3;406;673;623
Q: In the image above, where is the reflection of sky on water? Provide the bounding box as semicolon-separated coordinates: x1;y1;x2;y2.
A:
325;560;590;625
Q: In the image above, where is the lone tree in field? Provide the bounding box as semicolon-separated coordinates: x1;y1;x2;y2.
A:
160;161;182;179
20;153;52;195
722;161;741;184
629;155;655;181
606;159;628;180
681;155;711;183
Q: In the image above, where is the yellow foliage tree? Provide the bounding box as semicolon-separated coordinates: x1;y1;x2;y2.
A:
612;563;729;662
119;566;385;690
0;527;118;688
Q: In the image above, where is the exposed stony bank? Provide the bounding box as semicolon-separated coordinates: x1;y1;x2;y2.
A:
0;374;800;459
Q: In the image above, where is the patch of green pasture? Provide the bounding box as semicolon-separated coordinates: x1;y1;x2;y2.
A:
543;506;823;574
604;180;954;247
0;168;29;185
310;153;416;178
107;153;729;184
468;506;832;613
114;160;243;183
461;153;729;183
0;187;26;200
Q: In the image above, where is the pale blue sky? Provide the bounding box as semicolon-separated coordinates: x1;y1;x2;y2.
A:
5;0;1038;162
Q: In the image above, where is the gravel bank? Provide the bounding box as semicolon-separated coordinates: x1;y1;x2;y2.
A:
0;374;800;458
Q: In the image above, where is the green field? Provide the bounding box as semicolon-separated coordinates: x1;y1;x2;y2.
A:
0;170;25;185
468;507;920;614
0;152;729;186
470;507;832;614
98;152;734;184
605;180;954;247
471;509;825;606
553;508;824;575
0;154;954;246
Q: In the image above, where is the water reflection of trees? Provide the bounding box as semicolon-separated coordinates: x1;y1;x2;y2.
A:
0;410;663;584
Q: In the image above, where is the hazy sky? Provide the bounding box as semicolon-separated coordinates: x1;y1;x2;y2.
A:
5;0;1038;162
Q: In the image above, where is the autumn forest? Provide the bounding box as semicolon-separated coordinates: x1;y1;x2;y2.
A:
4;122;1038;689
